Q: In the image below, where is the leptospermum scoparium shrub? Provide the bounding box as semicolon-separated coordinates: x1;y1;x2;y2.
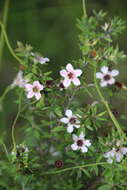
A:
1;7;127;190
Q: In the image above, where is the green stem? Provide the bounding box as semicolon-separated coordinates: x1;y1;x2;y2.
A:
0;0;10;67
11;92;23;150
0;140;9;160
44;162;108;175
0;85;12;104
82;0;87;18
0;21;22;65
94;67;125;139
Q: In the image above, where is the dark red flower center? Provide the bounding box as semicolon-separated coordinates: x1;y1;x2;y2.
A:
59;82;65;89
115;81;123;89
116;148;120;152
69;117;76;124
68;72;74;79
77;140;83;147
55;160;63;168
33;86;38;92
103;74;111;81
46;80;54;88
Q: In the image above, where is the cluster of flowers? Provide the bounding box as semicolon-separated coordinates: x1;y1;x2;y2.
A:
12;62;83;100
11;54;127;163
104;141;127;163
60;109;91;153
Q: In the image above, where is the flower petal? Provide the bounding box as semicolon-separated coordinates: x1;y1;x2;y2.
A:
67;125;74;133
74;124;80;129
63;79;71;88
84;140;91;147
25;84;33;91
75;69;82;77
110;70;119;77
120;147;127;155
79;132;85;139
115;152;123;162
60;117;69;124
107;158;113;164
101;66;108;74
60;69;67;77
100;81;107;87
108;78;115;85
72;78;80;86
27;91;34;98
96;72;103;79
81;146;88;153
71;143;78;150
33;81;44;90
72;134;78;141
66;64;74;72
33;81;40;86
40;57;50;64
35;92;41;100
65;109;72;117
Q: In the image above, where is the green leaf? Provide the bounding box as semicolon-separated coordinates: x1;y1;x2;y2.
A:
97;111;107;117
98;185;112;190
36;94;45;108
51;126;64;133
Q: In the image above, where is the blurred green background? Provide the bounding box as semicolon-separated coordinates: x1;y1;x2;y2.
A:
0;0;127;144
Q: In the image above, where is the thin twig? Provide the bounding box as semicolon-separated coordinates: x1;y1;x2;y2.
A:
0;21;22;65
43;162;108;175
0;0;10;67
82;0;87;18
11;91;23;150
94;67;125;140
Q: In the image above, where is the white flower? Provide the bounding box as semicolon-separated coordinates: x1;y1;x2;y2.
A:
25;81;44;100
31;52;50;64
11;144;29;156
104;145;127;163
11;70;28;88
71;132;91;153
60;109;80;133
60;63;82;88
104;148;116;163
34;55;50;64
96;66;119;87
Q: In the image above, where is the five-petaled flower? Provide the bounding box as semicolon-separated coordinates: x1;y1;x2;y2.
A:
60;109;80;133
71;132;91;153
60;63;82;88
25;81;44;100
104;142;127;163
96;66;119;87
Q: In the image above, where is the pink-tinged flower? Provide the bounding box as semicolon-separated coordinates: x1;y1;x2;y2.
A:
31;52;50;64
34;56;50;64
71;132;91;153
60;63;82;88
60;109;80;133
25;81;44;100
96;66;119;87
11;70;29;88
